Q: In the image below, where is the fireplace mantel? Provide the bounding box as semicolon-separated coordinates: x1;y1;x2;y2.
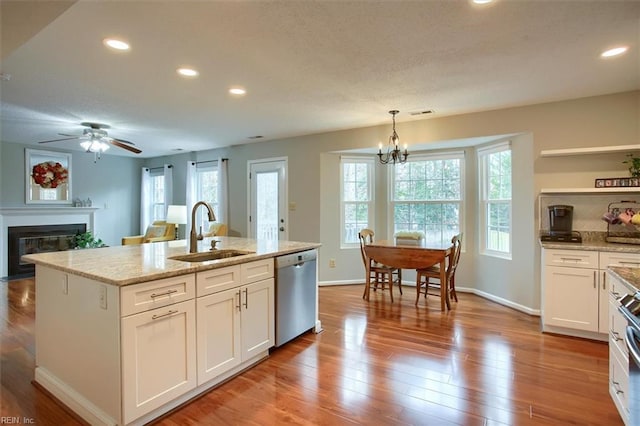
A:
0;207;98;277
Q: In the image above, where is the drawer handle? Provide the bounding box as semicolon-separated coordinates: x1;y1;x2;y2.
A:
151;309;178;320
610;330;623;342
150;289;178;299
618;261;640;266
612;380;624;395
559;257;583;262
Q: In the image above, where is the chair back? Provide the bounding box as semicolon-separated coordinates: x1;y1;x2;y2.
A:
447;233;462;279
358;228;375;267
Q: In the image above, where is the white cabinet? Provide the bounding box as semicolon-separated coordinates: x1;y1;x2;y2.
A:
608;271;634;425
196;259;274;385
542;248;639;340
542;249;599;333
121;299;197;424
120;274;197;424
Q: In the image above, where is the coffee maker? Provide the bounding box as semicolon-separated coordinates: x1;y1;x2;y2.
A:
541;205;581;243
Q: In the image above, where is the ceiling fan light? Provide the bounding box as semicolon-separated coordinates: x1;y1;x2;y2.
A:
80;141;92;151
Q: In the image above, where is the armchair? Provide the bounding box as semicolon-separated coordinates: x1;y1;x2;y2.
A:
121;221;176;245
203;223;228;237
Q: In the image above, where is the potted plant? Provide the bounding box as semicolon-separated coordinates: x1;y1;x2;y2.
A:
73;231;106;249
623;153;640;177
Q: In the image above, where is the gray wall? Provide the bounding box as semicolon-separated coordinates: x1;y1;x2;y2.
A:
0;142;143;246
2;90;638;312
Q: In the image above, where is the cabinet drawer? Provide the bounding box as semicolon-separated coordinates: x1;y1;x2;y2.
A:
196;265;241;297
543;249;598;269
241;258;274;284
609;298;629;359
121;274;195;317
600;251;640;268
610;345;630;422
608;271;636;300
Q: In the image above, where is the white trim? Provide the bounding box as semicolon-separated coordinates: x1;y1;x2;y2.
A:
317;281;540;316
0;207;98;277
477;140;511;155
540;144;640;157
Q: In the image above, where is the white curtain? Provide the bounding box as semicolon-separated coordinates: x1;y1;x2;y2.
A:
163;164;173;219
140;167;151;231
217;157;229;225
186;161;197;237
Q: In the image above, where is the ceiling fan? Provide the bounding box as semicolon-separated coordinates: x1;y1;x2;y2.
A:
38;122;142;157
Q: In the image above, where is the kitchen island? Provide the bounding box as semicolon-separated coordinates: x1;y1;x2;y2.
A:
22;236;321;426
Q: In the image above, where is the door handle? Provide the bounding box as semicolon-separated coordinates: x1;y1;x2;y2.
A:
243;288;249;309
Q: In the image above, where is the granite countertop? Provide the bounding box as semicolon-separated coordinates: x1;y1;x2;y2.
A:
539;231;640;253
609;266;640;292
22;236;321;287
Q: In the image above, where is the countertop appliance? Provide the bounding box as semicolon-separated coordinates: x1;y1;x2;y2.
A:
619;293;640;425
541;205;581;243
274;249;317;347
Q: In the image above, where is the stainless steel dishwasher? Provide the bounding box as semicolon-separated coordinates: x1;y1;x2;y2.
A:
274;249;317;347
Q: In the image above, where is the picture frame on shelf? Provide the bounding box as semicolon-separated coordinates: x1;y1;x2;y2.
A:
595;177;640;188
25;148;72;204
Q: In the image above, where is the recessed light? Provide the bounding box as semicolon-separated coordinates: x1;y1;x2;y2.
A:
177;68;199;77
601;46;628;58
472;0;493;4
103;38;130;51
229;87;246;95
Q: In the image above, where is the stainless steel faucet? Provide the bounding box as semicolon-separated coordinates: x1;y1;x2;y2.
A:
190;201;216;253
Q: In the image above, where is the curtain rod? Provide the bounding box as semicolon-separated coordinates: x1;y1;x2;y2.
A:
190;158;229;166
145;164;173;171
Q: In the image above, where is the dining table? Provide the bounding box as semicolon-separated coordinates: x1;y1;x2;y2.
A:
363;239;453;311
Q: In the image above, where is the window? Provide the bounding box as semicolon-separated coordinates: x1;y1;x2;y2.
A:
390;152;464;245
194;164;219;232
341;157;374;246
149;168;166;221
478;142;512;257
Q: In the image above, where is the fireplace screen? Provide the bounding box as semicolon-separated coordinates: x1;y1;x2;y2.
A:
8;224;86;276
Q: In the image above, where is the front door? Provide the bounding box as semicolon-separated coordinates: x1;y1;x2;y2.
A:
248;158;288;240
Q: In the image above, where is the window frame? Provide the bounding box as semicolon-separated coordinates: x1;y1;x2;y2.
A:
340;156;375;248
194;163;219;232
388;151;465;247
478;141;512;259
149;168;166;222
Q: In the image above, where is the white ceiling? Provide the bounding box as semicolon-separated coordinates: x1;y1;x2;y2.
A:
1;0;639;158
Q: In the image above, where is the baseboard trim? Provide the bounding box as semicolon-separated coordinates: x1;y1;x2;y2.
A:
318;281;540;316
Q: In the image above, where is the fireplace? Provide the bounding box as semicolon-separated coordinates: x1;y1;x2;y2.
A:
8;224;86;277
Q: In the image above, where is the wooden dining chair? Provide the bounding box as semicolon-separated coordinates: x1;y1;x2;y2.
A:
358;229;402;302
415;233;462;306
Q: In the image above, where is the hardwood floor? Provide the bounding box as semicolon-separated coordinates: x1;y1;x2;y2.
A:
1;278;622;425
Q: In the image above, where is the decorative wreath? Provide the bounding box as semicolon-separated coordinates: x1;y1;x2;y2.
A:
32;161;68;189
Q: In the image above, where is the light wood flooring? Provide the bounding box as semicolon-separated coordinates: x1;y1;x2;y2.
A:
1;278;622;425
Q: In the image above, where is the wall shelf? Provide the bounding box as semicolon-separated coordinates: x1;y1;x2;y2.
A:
540;187;640;195
540;144;640;157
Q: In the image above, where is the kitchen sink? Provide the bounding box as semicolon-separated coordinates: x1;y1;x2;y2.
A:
168;249;254;262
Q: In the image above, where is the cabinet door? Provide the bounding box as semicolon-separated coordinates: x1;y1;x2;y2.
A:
196;288;242;385
544;266;598;332
122;299;196;424
241;278;275;360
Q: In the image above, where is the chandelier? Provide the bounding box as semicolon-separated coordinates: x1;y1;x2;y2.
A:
377;110;408;165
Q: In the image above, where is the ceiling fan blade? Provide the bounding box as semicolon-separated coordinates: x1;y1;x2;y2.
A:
111;139;142;154
38;136;79;144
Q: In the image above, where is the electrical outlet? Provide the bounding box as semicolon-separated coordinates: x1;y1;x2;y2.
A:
99;285;107;309
329;258;336;268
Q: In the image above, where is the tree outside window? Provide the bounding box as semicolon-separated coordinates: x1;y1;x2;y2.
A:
479;143;512;257
341;157;373;246
391;154;464;245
